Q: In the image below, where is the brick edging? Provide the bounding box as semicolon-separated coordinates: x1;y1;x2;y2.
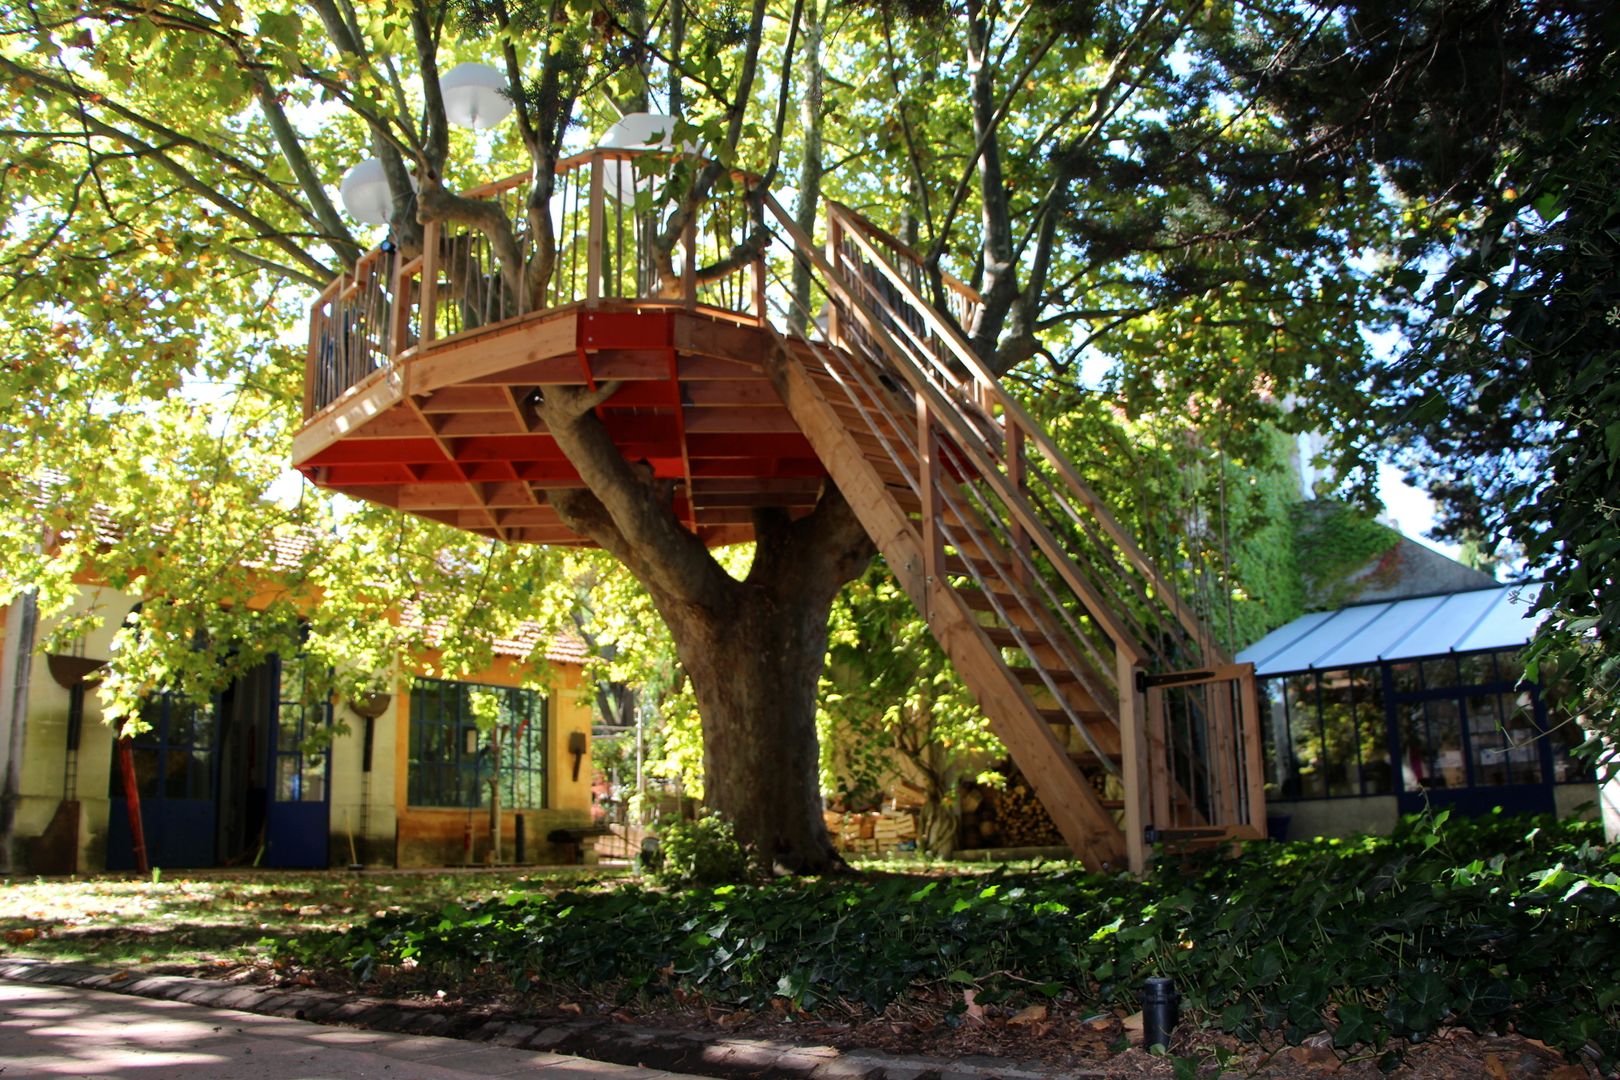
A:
0;959;1079;1080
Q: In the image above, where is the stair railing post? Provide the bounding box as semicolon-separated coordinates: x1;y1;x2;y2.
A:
825;212;843;346
587;152;605;307
681;213;697;310
420;221;440;345
918;395;943;620
387;246;411;361
1005;418;1031;586
1238;667;1266;831
1119;653;1150;874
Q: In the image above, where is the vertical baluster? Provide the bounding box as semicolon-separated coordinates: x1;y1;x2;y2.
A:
421;222;439;344
917;395;942;618
587;151;605;306
1119;653;1149;873
825;213;843;346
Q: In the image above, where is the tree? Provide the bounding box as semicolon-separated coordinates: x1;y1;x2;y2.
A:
1244;0;1617;754
3;0;1440;871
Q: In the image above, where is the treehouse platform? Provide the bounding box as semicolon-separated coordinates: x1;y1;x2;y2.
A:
294;149;1267;873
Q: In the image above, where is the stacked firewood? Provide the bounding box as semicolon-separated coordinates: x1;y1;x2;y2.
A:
957;768;1063;849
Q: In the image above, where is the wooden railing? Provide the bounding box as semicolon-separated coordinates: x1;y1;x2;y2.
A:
305;149;768;419
750;192;1264;845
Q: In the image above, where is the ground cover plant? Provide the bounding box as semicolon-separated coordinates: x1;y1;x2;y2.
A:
280;813;1619;1071
0;868;616;969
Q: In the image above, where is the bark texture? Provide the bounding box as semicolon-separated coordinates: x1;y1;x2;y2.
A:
542;388;874;872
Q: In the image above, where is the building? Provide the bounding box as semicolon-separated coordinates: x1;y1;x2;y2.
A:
0;586;599;875
1239;580;1599;839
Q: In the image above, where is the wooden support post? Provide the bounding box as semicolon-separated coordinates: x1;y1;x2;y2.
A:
1210;681;1239;826
304;299;323;419
1146;685;1174;828
917;395;943;619
420;222;440;345
752;255;767;324
115;737;148;876
587;153;605;306
1118;652;1150;874
681;215;697;309
387;250;411;360
1006;420;1030;585
825;215;843;346
1238;666;1266;829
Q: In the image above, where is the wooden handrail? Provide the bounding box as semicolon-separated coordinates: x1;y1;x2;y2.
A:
759;190;1148;665
827;203;1222;665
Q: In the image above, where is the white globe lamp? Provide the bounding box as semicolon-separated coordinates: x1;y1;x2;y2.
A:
439;62;512;130
339;157;397;226
596;112;699;203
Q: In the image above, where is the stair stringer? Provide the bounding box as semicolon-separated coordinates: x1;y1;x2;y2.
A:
764;339;1129;870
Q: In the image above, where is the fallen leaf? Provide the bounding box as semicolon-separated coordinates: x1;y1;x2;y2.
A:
1120;1011;1144;1040
1545;1068;1587;1080
963;987;985;1024
557;1002;582;1016
610;1010;635;1024
1483;1052;1509;1080
1007;1004;1048;1026
3;928;38;945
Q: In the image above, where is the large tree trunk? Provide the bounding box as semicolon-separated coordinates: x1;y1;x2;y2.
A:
666;514;853;871
542;386;874;872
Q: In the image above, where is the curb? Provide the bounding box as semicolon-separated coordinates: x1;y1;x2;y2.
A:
0;960;1096;1080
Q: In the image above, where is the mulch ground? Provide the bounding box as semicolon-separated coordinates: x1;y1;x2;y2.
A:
184;956;1605;1080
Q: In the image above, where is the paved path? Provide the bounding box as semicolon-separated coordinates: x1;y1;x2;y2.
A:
0;980;698;1080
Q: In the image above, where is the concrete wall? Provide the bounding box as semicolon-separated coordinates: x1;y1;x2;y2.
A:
1267;796;1399;840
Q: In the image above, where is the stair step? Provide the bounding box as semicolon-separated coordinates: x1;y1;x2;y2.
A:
1011;664;1079;686
943;554;1017;588
1037;707;1112;727
982;625;1047;649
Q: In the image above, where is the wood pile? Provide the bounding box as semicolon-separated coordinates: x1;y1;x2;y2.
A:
823;808;918;855
957;767;1063;849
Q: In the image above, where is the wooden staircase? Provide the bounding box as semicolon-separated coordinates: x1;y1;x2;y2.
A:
752;195;1267;872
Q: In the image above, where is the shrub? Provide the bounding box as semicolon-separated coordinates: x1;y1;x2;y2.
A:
651;812;751;885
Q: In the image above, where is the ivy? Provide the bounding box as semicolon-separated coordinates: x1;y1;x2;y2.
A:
283;813;1619;1069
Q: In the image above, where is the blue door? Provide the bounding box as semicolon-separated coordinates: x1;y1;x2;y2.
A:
107;696;218;869
262;654;332;868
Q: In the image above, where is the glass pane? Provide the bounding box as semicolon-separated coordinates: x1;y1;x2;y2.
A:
1494;649;1527;685
1456;651;1497;687
1546;704;1596;782
1429;699;1466;788
186;750;212;799
1399;700;1433;792
133;747;161;797
1286;675;1325;799
277;755;300;800
1352;667;1393;795
300;755;327;802
1421;656;1459;693
1498;696;1543;785
1390;662;1422;697
1317;671;1358;797
1468;694;1510;786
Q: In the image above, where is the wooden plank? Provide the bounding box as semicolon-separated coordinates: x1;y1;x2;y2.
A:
1239;664;1266;829
674;314;772;359
414;385;517;412
408;314;577;394
421;222;439;344
682;408;800;434
587;152;604;305
290;372;407;464
1118;654;1150;873
1145;686;1174;828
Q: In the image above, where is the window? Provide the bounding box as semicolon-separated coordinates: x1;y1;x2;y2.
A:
1260;666;1392;801
108;694;214;801
273;653;330;802
408;677;547;808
